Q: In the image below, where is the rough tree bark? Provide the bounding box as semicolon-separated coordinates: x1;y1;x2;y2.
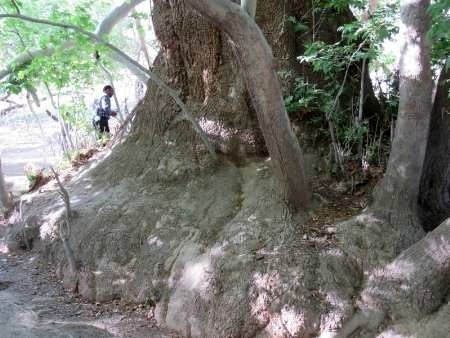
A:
337;0;438;335
338;218;450;337
129;0;274;162
185;0;311;209
419;63;450;230
107;0;380;196
112;0;383;203
371;0;433;251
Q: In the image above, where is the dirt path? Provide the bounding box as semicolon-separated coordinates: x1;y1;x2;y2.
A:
0;248;178;338
0;112;60;193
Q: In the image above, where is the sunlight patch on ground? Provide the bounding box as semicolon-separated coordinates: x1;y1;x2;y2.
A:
147;235;164;247
382;259;416;279
376;329;415;338
427;236;450;264
251;272;281;333
71;196;82;204
355;212;382;224
179;255;212;297
15;310;39;328
40;208;65;241
199;118;233;139
266;308;307;338
281;306;307;336
112;279;127;286
0;243;9;254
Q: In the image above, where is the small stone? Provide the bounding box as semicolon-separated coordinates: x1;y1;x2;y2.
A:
334;181;350;194
325;226;336;234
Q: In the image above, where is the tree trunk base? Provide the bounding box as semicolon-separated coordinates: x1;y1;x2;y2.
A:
337;218;450;337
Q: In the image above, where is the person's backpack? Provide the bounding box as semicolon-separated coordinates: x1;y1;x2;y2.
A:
92;97;103;129
94;96;105;116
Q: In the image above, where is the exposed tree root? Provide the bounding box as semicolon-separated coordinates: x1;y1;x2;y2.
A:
338;218;450;337
51;167;78;291
51;167;72;218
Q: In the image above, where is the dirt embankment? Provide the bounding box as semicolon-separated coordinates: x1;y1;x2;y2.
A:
0;247;178;338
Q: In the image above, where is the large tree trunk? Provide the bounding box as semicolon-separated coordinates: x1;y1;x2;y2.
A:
115;0;300;182
371;0;432;252
419;64;450;230
103;0;381;200
185;0;311;209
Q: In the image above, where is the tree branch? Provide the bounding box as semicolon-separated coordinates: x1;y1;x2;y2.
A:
0;103;24;115
96;0;146;36
10;0;20;14
45;109;59;122
132;10;151;68
50;167;77;277
0;13;217;158
241;0;257;19
0;0;146;81
185;0;311;208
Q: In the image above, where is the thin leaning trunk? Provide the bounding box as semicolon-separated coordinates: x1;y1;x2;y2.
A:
185;0;311;209
133;10;152;68
357;57;366;159
44;84;74;152
371;0;432;251
25;91;58;158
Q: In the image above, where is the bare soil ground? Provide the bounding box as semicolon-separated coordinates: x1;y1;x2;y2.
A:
0;115;180;336
0;112;60;193
0;236;180;338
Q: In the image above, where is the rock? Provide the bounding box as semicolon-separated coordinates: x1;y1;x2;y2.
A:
334;181;350;194
325;226;337;234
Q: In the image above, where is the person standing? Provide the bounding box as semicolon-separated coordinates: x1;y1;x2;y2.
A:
96;85;117;135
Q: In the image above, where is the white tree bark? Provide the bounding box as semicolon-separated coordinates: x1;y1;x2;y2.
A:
371;0;432;251
95;0;146;37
